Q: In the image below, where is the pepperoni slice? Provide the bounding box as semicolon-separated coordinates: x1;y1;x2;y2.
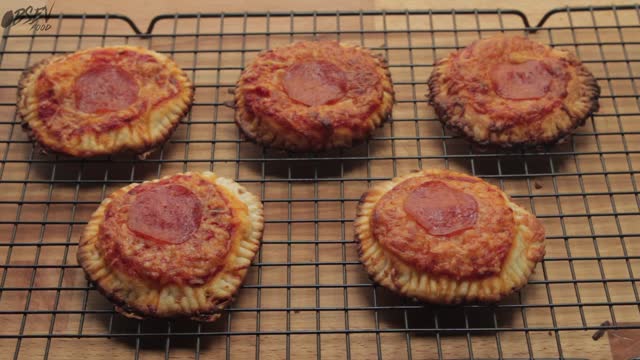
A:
74;65;139;113
283;60;346;106
403;181;478;236
490;60;553;100
127;184;202;244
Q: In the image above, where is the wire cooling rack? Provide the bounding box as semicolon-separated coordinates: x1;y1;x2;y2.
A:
1;5;639;359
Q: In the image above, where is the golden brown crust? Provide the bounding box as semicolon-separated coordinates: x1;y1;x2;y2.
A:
354;169;546;304
427;35;600;147
77;172;264;321
18;46;194;157
234;40;394;152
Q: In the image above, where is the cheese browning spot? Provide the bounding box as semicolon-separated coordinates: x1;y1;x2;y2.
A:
283;60;347;106
74;65;139;113
490;60;554;100
127;184;203;244
403;181;478;236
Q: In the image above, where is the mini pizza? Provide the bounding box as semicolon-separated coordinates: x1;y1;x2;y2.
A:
18;45;193;157
428;35;599;147
234;40;394;152
355;169;545;303
77;172;263;321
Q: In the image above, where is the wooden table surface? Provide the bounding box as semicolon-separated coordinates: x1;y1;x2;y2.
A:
0;0;639;359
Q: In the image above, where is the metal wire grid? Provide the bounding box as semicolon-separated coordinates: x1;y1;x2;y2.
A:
0;5;638;359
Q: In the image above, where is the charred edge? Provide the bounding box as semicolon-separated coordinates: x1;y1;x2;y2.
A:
88;274;236;322
17;56;62;155
427;65;602;149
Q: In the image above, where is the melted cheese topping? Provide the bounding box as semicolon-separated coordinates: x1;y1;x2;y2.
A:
436;36;569;125
35;48;183;142
98;174;242;286
372;174;516;280
235;40;394;151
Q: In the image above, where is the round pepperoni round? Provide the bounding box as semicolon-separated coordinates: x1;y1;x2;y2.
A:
490;60;553;100
74;65;139;113
403;180;478;236
283;60;347;106
127;183;202;244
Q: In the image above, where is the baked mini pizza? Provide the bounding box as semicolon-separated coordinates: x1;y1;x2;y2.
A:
234;40;394;152
428;35;599;147
77;172;263;321
18;45;193;157
355;169;545;303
